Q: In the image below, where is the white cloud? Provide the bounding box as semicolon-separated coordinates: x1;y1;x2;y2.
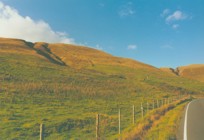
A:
172;24;180;29
161;9;170;17
161;9;190;30
119;2;135;17
127;44;137;50
166;10;187;23
0;2;74;44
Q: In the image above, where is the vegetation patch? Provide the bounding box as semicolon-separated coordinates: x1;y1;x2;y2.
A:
122;98;190;140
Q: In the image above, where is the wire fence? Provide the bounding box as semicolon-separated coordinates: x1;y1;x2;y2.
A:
36;94;189;140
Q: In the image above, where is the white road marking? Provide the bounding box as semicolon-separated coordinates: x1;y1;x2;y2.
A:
184;100;196;140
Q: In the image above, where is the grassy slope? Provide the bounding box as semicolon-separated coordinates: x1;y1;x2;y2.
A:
178;64;204;82
0;38;204;139
120;97;189;140
160;64;204;83
144;100;187;140
160;68;178;76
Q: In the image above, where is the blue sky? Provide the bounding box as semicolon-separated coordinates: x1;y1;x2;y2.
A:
0;0;203;68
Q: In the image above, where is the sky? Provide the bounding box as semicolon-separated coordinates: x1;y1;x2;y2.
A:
0;0;203;68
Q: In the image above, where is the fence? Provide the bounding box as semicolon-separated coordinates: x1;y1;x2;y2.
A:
37;94;189;140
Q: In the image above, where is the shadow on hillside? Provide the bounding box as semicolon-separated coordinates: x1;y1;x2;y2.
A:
25;41;66;66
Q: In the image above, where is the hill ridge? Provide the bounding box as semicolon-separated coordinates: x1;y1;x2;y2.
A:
0;37;157;70
160;64;204;82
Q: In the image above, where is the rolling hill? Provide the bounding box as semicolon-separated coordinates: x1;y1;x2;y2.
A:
0;37;204;139
177;64;204;82
161;64;204;82
0;37;157;70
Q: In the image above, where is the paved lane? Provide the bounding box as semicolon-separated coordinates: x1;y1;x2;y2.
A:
183;99;204;140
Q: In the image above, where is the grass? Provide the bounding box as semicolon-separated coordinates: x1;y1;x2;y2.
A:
120;97;189;140
144;99;188;140
0;38;204;139
161;64;204;83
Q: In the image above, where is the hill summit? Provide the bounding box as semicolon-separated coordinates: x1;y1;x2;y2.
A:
160;64;204;82
0;37;156;70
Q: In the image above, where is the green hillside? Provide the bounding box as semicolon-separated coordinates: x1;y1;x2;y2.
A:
0;37;204;139
177;64;204;82
160;64;204;83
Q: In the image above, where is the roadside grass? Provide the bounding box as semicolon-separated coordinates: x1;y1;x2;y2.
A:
121;98;190;140
144;99;188;140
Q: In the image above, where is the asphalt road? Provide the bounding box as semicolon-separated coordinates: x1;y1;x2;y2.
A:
179;99;204;140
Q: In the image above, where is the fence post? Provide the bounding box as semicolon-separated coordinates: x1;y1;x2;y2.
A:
40;123;43;140
152;100;155;110
119;108;121;139
147;102;149;112
141;103;143;118
133;105;135;125
157;99;159;108
96;114;99;140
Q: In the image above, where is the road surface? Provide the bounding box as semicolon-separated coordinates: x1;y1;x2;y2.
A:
178;99;204;140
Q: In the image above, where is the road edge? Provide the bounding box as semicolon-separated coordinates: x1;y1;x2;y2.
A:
183;99;196;140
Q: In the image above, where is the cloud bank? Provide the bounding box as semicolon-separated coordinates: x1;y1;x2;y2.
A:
0;2;74;43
